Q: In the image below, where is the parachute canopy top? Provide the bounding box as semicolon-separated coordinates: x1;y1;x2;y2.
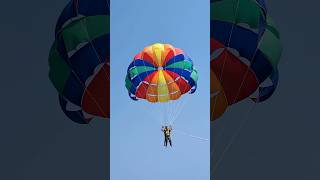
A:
125;43;198;103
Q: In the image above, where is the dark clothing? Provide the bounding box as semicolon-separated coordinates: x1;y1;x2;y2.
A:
164;135;172;147
162;126;172;147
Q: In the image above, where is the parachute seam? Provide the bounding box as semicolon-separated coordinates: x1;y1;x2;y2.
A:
73;0;108;118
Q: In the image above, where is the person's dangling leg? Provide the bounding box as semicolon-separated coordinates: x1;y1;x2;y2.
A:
164;137;167;147
169;137;172;147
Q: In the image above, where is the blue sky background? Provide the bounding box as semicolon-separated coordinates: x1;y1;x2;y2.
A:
110;0;210;179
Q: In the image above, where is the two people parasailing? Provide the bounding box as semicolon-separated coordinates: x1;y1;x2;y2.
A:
161;125;173;147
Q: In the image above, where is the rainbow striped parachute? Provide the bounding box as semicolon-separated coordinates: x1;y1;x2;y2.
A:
48;0;110;124
211;0;282;121
125;43;198;103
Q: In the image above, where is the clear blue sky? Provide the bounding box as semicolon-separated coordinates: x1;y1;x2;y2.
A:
110;0;210;179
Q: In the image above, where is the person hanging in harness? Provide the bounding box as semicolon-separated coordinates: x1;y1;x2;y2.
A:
161;125;172;147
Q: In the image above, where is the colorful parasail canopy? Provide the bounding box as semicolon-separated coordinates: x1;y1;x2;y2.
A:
210;0;282;121
48;0;110;124
125;43;198;103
